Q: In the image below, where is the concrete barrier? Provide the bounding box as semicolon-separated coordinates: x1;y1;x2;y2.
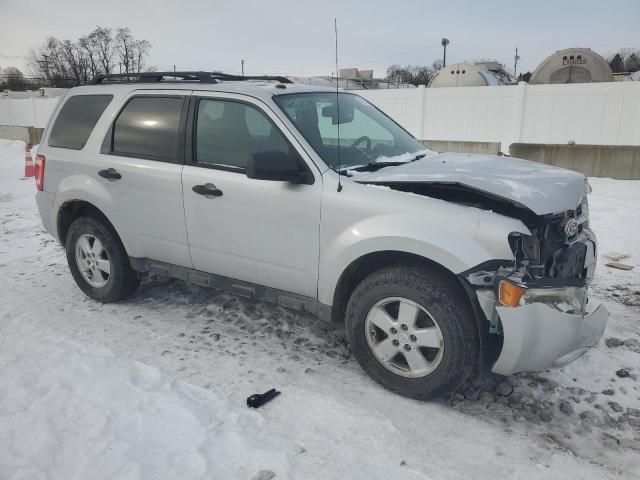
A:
423;140;501;155
509;143;640;179
0;126;45;145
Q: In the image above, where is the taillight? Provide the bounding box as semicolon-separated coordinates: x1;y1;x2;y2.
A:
35;154;46;191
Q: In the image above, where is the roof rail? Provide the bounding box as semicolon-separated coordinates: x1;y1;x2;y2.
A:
89;71;293;85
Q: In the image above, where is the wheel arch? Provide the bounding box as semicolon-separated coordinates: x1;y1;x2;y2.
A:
330;251;464;322
329;249;489;370
57;200;122;250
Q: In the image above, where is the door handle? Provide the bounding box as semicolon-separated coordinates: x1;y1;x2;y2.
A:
192;183;223;198
98;168;122;181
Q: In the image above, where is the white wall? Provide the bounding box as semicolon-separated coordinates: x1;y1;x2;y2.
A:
359;82;640;152
0;97;60;128
2;83;640;152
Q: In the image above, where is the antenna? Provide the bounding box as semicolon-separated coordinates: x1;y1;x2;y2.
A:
335;18;343;192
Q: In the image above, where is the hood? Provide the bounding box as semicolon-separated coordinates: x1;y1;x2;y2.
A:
352;153;588;216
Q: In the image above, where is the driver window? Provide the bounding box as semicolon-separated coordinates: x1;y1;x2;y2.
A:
195;99;290;170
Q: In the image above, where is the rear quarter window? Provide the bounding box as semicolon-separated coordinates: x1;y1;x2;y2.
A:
111;96;184;162
48;95;113;149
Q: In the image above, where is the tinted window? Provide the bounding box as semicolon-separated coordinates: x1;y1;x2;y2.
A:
195;99;290;169
48;95;113;149
112;96;183;161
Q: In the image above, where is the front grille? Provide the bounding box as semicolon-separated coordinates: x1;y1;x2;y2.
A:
565;196;590;244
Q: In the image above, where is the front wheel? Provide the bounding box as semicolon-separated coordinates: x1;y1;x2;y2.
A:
66;216;139;302
345;265;479;399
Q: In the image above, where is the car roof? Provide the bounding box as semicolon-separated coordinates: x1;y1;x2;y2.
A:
65;81;339;103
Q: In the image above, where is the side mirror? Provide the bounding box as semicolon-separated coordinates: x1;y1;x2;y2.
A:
246;150;313;185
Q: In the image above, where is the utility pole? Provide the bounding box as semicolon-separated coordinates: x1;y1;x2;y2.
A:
441;38;450;67
241;59;245;76
514;47;520;79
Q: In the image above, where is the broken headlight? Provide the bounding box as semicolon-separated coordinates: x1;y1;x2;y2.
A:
498;280;587;315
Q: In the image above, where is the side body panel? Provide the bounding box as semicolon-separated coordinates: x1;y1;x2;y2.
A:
317;170;531;306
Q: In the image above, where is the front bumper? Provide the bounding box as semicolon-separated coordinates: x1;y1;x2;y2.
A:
489;297;608;376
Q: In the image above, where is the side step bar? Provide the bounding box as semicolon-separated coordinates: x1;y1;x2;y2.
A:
129;257;331;320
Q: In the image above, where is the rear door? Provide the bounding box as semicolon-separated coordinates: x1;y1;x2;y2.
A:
95;90;192;267
181;92;322;298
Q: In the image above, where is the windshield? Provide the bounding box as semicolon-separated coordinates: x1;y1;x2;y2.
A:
274;92;429;172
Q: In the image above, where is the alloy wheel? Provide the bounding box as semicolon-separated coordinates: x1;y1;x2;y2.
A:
365;297;444;378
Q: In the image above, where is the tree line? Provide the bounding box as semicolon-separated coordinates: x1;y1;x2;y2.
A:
384;62;442;87
608;48;640;73
26;26;153;87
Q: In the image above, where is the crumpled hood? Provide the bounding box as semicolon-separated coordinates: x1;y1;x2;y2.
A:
353;153;588;215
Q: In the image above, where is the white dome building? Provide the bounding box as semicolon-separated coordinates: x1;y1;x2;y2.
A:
529;48;613;84
428;61;511;88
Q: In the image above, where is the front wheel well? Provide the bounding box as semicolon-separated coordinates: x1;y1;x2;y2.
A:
331;250;490;372
57;201;118;248
332;252;452;322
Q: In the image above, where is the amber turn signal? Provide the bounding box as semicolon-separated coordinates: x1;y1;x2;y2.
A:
498;280;526;308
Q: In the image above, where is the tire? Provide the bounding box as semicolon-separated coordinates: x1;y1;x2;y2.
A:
345;265;479;400
65;216;140;302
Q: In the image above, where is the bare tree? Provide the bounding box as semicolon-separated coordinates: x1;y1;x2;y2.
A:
60;40;91;85
115;28;135;75
79;32;101;78
91;27;116;75
28;37;70;84
29;26;152;86
134;39;151;73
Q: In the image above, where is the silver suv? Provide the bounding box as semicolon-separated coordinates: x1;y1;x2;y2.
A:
35;71;607;399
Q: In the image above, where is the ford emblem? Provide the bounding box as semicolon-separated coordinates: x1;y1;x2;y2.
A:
564;218;579;236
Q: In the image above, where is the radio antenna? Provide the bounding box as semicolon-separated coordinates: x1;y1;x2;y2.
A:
334;18;343;192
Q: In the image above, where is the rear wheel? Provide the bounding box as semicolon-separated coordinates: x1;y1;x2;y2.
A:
346;265;479;399
66;216;139;302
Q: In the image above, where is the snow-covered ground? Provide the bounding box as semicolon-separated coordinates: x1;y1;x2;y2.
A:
1;138;638;479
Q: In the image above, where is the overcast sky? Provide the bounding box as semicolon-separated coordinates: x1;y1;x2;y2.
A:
2;0;639;78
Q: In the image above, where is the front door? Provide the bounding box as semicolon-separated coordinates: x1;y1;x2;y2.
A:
181;93;322;298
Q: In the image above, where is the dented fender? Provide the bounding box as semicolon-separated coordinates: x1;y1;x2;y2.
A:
317;175;529;305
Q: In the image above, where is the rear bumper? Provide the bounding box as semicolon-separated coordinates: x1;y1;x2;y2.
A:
35;191;58;241
490;298;608;375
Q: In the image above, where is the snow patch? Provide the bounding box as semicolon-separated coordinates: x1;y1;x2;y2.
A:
1;138;639;479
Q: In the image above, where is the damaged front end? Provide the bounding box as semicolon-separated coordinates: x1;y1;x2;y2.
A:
352;152;608;375
464;192;608;375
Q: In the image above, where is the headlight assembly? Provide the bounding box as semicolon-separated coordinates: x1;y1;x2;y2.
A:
498;280;587;315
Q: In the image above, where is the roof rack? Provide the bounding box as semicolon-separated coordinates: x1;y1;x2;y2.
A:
89;71;293;85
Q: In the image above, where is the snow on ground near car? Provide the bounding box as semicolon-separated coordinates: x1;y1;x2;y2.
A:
1;138;639;479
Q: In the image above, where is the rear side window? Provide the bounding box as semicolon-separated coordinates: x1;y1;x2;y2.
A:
112;96;184;162
48;95;113;149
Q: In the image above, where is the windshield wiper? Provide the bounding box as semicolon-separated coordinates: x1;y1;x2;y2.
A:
339;152;428;174
339;161;407;173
